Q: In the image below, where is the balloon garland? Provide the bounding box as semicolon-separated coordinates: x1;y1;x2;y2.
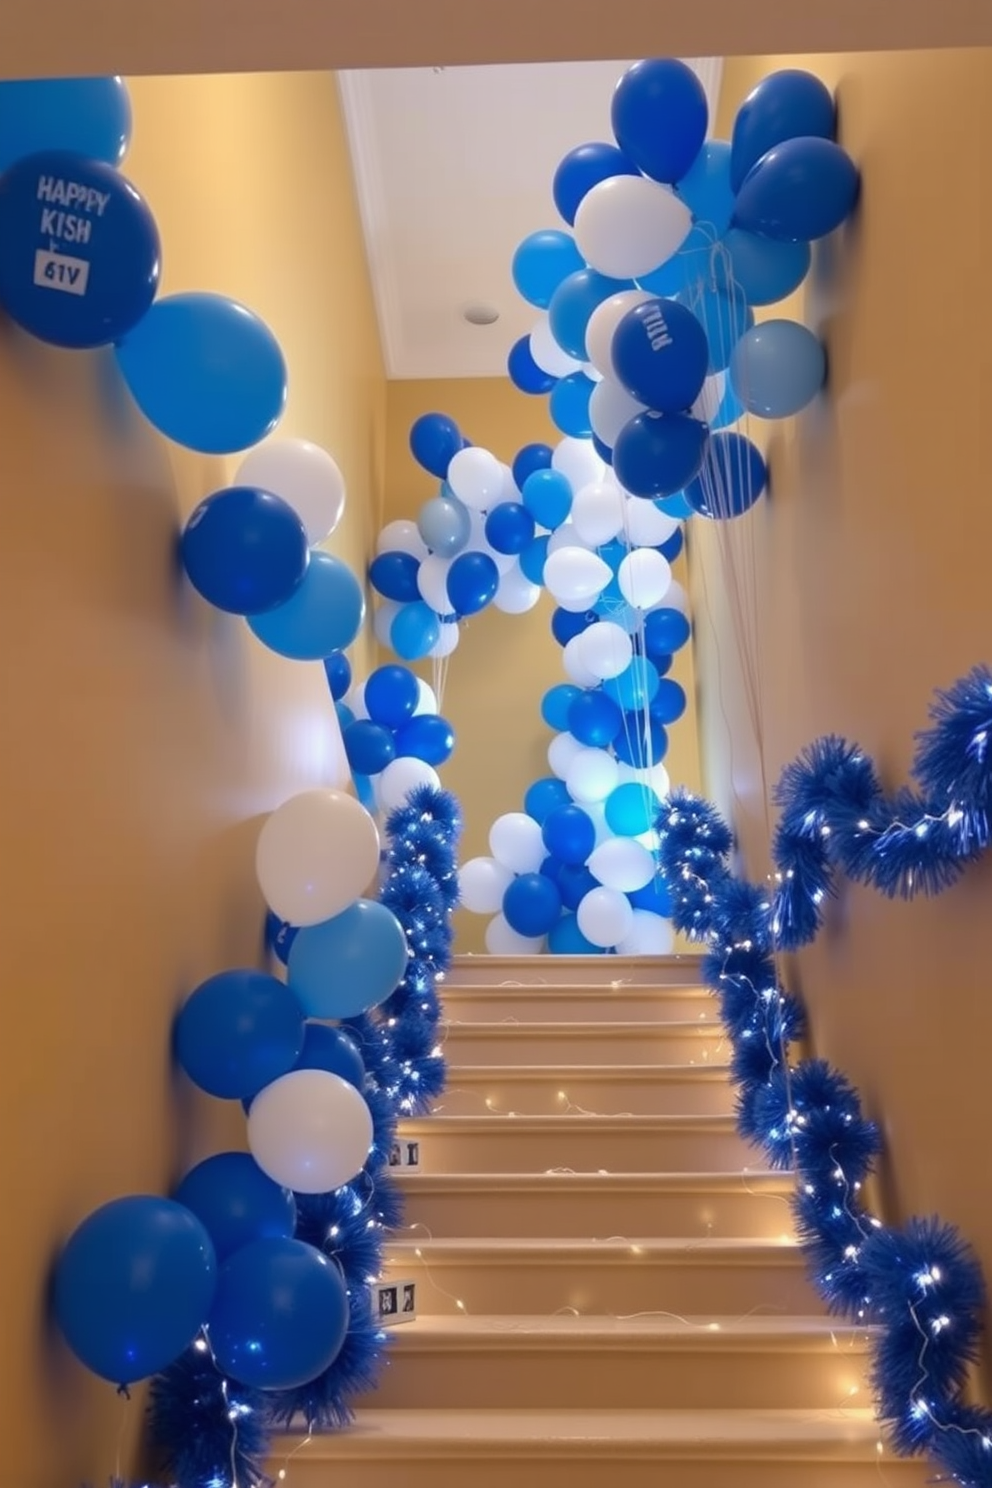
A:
656;666;992;1488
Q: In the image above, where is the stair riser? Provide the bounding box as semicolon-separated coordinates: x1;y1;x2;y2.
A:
398;1124;751;1172
393;1184;796;1240
364;1344;869;1411
441;1026;727;1065
436;1070;734;1116
441;991;715;1023
444;956;702;988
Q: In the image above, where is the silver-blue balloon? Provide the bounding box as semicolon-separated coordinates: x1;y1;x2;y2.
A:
729;319;826;419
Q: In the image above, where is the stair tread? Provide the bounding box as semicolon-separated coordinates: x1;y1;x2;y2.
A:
392;1169;793;1190
440;1062;732;1079
401;1112;738;1131
388;1236;803;1257
444;1020;723;1032
384;1313;870;1347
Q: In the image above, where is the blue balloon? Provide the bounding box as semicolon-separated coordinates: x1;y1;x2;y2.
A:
605;783;662;837
174;1153;296;1263
591;433;614;466
550;372;596;438
553;141;641;226
418;494;471;556
503;872;563;937
636;223;714;299
605;656;661;712
541;683;582;731
447;550;499;616
116;292;286;453
730;69;836;191
369;550;421;603
676;141;735;234
265;910;298;967
248;550;364;660
597;539;627;573
0;151;159;349
542;804;595;866
685;285;753;372
293;1023;366;1091
548;912;602;954
352;771;377;814
629;876;675;915
551;606;597;647
540;854;566;883
612;298;709;414
614;714;669;767
549;268;633;362
645;606;691;654
343;719;396;776
611;59;708;184
334;701;356;732
734;137;860;243
180;486;308;616
712;378;746;431
519;534;550;585
651;677;688;724
366;665;420;727
729;319;826;419
410;412;462;478
567;689;623;749
659;527;684;563
175;970;304;1101
288;899;409;1018
524;776;572;825
208;1237;348;1390
391;602;440;661
394;713;456;766
614;411;709;498
557;864;599;912
0;77;131;174
323;650;352;701
485;501;535;556
656;490;696;520
522;468;573;530
512;443;554;489
685;431;768;519
53;1196;217;1385
722;228;811;307
512;229;585;309
508;335;558;395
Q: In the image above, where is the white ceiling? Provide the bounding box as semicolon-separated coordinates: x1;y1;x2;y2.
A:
338;59;723;381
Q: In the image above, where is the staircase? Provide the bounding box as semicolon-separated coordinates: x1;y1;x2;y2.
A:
272;954;929;1488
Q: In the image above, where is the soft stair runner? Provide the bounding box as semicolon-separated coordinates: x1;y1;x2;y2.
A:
270;954;931;1488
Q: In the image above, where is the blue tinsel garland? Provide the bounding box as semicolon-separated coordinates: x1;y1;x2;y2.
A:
656;666;992;1488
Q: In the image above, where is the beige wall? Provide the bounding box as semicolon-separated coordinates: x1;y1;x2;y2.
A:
0;72;383;1486
384;377;704;952
691;48;992;1372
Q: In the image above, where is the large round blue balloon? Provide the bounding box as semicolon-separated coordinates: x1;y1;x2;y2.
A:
676;141;735;234
485;501;535;556
248;550;364;660
722;228;811;307
174;1153;296;1263
175;970;305;1101
369;550;421;603
604;656;661;712
548;912;601;954
730;69;836;191
552;606;597;647
686;285;754;372
365;664;420;727
208;1237;348;1390
418;494;471;556
394;713;456;766
729;319;826;419
512;230;585;309
734;137;860;242
524;776;572;825
550;372;596;438
549;268;633;362
53;1196;217;1384
522;468;573;530
512;443;554;489
612;298;709;414
343;719;396;776
605;782;662;837
553;141;641;226
684;431;768;519
0;151;159;348
519;534;550;585
180;486;308;617
115;293;287;453
410;412;462;478
542;804;596;866
651;677;688;724
0;77;132;174
508;335;558;395
644;606;691;655
447;550;499;616
288;899;409;1018
322;650;352;701
391;601;440;661
541;683;582;731
611;59;708;185
503;872;563;937
293;1022;366;1091
614;714;669;767
613;411;709;498
568;689;623;749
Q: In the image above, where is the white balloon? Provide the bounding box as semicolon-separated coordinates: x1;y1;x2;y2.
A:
377;519;428;559
552;437;605;493
378;757;441;811
566;747;619;804
447;447;505;512
547;522;591;555
248;1069;372;1194
561;636;601;687
548;730;586;780
588;837;655;892
589;378;647;449
459;856;514;914
661;578;689;616
489;812;546;874
373;600;400;648
485;913;544;955
498;461;520;503
417;553;455;614
618;548;672;610
494;564;542;614
415;679;438;715
544;547;612;606
429;621;460;658
583;797;613;847
692;371;727;425
256;789;380;927
616;760;671;798
575;620;633;681
574;175;693;281
530;317;582;378
571;480;625;547
237;438;346;546
584;290;654;378
577;885;634;948
346;682;369;720
623;497;680;548
617;909;675;956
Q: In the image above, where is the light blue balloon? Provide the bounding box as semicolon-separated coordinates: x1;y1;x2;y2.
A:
0;76;131;175
636;224;714;298
683;285;753;373
391;601;440;661
512;230;585;310
712;379;745;430
549;268;633;362
417;494;471;557
248;551;364;659
722;228;811;307
676;142;735;235
288;899;409;1018
550;373;595;439
604;657;661;712
522;469;573;530
729;319;826;419
655;492;695;520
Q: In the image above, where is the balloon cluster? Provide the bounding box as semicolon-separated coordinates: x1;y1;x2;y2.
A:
506;60;858;518
334;660;456;817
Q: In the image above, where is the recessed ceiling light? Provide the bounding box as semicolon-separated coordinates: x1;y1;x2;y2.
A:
462;303;500;327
